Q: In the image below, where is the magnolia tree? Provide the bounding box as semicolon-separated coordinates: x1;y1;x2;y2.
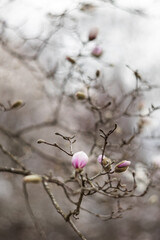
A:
0;1;160;240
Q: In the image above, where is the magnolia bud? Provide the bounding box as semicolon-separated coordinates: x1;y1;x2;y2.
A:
91;46;103;57
11;100;23;109
88;28;98;41
66;56;76;64
114;160;131;173
37;139;45;144
97;155;112;171
72;151;88;170
75;91;86;100
96;70;100;77
23;175;42;183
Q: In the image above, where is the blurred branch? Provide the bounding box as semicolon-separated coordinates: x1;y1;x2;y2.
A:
23;183;47;240
43;180;87;240
0;143;26;169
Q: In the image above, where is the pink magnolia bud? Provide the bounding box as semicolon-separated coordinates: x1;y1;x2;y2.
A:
91;46;103;57
72;151;88;169
115;160;131;173
97;155;112;171
88;28;98;41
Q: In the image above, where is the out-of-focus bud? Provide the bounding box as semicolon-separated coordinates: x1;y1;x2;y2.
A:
75;91;86;100
88;28;98;41
148;194;159;204
80;3;96;12
134;70;141;80
66;56;76;64
105;110;113;119
91;46;103;57
37;139;45;144
72;151;88;170
138;118;150;131
114;160;131;173
96;70;100;77
151;155;160;168
97;154;112;171
115;125;122;135
137;102;144;111
23;174;42;183
11;100;24;109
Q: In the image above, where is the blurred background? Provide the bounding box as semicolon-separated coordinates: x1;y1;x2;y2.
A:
0;0;160;239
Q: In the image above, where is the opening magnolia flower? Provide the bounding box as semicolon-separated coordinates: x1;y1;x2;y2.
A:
72;151;88;169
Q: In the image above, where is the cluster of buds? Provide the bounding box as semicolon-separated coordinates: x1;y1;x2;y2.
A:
97;154;131;173
71;151;131;174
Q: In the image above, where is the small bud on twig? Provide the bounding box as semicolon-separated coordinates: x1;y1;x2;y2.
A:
23;174;42;183
75;91;86;100
37;139;45;144
11;100;24;109
88;28;98;41
96;70;100;77
66;56;76;64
